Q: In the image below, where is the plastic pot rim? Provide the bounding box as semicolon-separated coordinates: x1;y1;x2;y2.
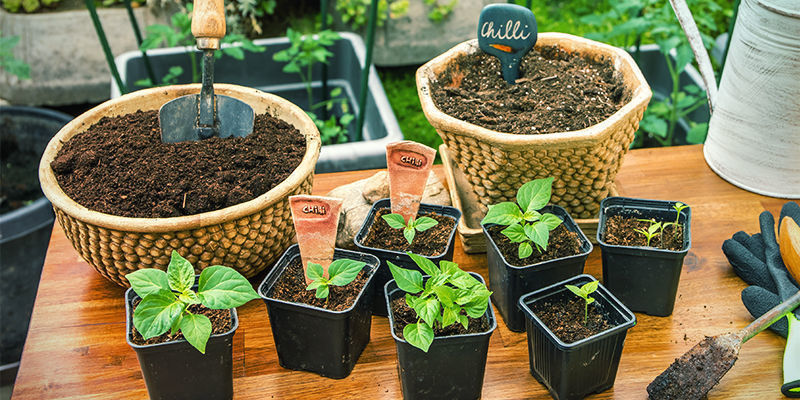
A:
481;204;593;270
596;196;692;255
518;274;636;350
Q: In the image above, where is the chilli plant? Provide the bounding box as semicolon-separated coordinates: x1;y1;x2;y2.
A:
481;177;563;259
305;259;367;299
125;251;259;353
388;254;491;352
565;280;599;325
381;213;439;245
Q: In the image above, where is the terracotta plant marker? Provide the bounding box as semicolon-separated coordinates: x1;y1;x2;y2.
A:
289;195;343;283
386;141;436;223
478;4;538;84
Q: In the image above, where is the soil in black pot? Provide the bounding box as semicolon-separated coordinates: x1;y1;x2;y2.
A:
430;45;630;134
0;134;43;214
487;224;581;267
531;295;612;343
602;215;684;251
51;110;306;218
129;299;232;346
269;257;371;311
390;297;489;339
360;209;456;256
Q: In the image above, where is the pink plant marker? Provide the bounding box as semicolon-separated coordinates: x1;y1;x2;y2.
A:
386;141;436;223
289;195;343;284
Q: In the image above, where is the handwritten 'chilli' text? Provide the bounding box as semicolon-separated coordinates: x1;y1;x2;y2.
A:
302;204;327;215
480;20;531;41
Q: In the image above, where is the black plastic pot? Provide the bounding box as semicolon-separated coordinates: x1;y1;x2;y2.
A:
385;272;497;400
518;274;636;400
482;205;592;332
258;244;379;379
125;284;238;400
354;198;461;316
597;196;691;316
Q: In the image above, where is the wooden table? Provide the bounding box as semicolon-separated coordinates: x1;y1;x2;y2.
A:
12;145;789;399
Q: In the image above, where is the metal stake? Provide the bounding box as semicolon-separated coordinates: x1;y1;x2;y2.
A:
85;0;127;95
355;0;379;142
123;0;157;85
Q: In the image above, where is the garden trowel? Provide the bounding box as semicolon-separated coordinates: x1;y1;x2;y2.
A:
158;0;254;143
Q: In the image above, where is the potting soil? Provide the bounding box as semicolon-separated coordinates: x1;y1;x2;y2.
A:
270;257;371;311
360;209;456;256
487;223;581;267
603;215;684;250
531;296;612;343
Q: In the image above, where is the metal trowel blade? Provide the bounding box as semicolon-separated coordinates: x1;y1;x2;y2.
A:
159;94;254;143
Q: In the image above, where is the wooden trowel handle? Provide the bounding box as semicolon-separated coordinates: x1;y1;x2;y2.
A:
191;0;225;50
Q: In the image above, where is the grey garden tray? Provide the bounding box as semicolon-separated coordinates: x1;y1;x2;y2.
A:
112;32;403;173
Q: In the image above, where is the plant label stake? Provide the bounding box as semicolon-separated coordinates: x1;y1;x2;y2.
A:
478;4;538;84
289;195;342;283
385;141;436;223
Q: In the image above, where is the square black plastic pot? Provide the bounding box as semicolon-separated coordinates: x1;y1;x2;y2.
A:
518;274;636;400
385;272;497;400
125;281;238;400
258;244;379;379
482;205;593;332
597;197;692;316
354;198;461;317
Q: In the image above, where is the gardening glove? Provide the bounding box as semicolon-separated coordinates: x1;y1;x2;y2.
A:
722;201;800;337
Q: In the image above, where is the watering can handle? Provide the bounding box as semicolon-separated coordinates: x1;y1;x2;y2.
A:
668;0;719;114
191;0;225;51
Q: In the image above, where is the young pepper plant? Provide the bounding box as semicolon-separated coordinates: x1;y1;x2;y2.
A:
565;280;599;325
480;177;563;259
382;213;438;244
388;253;492;352
125;251;259;354
305;259;367;299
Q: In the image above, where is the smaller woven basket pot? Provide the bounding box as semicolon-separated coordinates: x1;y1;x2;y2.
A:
417;33;651;220
39;84;321;287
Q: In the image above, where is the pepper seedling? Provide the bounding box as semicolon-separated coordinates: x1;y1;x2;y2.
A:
480;177;563;259
125;251;259;353
305;258;367;299
382;213;439;244
673;202;688;225
565;280;599;325
634;219;662;247
388;253;492;352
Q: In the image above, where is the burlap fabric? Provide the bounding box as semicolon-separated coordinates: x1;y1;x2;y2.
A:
39;84;321;287
417;33;651;219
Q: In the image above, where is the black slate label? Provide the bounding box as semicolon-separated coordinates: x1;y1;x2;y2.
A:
478;4;538;84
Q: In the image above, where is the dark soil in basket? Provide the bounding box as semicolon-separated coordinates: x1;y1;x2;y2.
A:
268;257;371;311
531;295;612;343
602;215;684;251
361;209;456;256
390;296;490;339
130;298;232;346
50;110;305;218
487;223;581;267
430;45;630;134
0;135;43;214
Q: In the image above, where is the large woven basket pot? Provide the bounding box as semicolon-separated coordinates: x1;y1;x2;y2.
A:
417;33;651;219
39;84;321;287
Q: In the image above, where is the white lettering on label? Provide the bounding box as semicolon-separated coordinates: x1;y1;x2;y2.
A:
480;20;531;41
400;155;424;167
302;204;326;215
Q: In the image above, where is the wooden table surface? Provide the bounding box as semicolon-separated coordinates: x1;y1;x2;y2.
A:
12;144;789;399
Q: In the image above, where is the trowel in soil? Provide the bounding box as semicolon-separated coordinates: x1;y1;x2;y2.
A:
158;0;254;143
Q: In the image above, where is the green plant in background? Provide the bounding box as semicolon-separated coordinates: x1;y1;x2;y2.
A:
388;254;492;352
382;213;439;244
424;0;457;22
481;177;563;259
2;0;60;13
125;251;259;353
225;0;276;36
273;28;353;145
565;280;598;325
336;0;408;29
305;259;367;299
378;67;441;155
0;32;30;80
135;3;265;87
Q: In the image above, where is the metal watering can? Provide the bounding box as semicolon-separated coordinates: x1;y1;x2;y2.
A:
670;0;800;198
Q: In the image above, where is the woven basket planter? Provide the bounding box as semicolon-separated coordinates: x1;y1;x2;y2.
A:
417;33;651;219
39;84;321;287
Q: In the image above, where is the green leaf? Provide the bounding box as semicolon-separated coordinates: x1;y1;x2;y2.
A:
686;123;708;144
640;115;668;138
517;178;553;213
414;297;441;327
405;293;420;309
328;259;365;286
403;322;434;352
167;251;195;293
481;202;523;226
382;213;407;229
126;268;170;298
179;290;201;305
518;242;533;259
565;284;585;299
403;226;416;244
501;223;527;243
179;313;212;353
413;217;438;232
315;285;329;299
522;210;541;222
306;280;323;291
442;306;458;327
540;213;563;230
306;262;324;281
583;280;599;295
408;252;440;277
197;266;259;309
433;285;455;307
387;261;423;293
525;222;550;251
463;291;490;319
458;314;469;330
133;290;184;340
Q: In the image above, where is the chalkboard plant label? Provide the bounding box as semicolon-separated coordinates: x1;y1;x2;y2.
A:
478;3;538;84
290;195;343;283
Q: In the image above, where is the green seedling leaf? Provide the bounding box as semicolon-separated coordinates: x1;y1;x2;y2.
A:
405;293;419;309
481;202;523;226
179;313;212;354
458;314;469;330
415;297;441;327
523;210;542;222
540;213;563;230
388;261;423;293
525;222;550;252
179;290;201;305
403;322;434;352
517;177;553;213
306;262;324;281
566;280;599;325
673;202;689;225
327;259;366;286
197;266;259;309
502;223;527;243
408;252;440;277
133;290;185;340
442;306;458;327
413;216;439;232
404;226;416;244
167;251;195;293
518;242;533;259
126;268;170;298
382;213;407;229
433;285;455;307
